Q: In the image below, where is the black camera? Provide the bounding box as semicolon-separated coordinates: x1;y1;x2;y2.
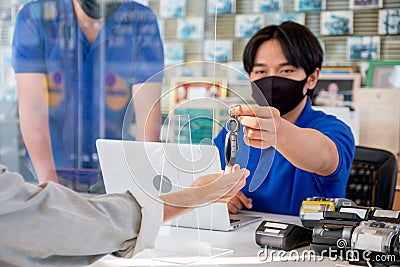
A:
310;207;400;265
310;210;362;255
351;221;400;265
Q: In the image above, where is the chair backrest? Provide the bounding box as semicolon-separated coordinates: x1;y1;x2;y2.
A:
346;146;398;210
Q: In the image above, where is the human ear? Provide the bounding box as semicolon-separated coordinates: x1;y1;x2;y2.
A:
306;68;320;89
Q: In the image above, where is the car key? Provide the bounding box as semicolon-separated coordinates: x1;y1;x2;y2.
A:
224;109;240;167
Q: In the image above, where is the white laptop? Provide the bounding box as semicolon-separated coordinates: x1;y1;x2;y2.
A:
96;139;261;231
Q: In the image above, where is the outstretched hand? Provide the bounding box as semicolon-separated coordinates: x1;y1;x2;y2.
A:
188;166;250;206
225;164;253;213
160;166;250;222
231;105;281;149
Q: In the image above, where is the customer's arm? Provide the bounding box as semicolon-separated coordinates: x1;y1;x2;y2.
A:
0;165;248;266
0;165;142;266
16;73;58;184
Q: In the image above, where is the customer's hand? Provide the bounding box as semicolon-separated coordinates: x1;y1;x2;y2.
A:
161;167;249;208
188;166;250;206
231;105;281;149
225;164;252;213
160;167;250;222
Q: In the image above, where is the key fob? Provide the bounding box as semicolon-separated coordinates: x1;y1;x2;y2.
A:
225;114;239;166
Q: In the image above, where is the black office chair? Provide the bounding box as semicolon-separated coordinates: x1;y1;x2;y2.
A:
346;146;398;210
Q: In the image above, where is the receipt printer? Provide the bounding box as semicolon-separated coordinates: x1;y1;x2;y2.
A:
300;197;356;228
255;220;313;251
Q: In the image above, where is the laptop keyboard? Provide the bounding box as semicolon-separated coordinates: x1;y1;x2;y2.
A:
230;218;240;223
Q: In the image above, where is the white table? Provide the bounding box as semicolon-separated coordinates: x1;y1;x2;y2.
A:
90;212;348;267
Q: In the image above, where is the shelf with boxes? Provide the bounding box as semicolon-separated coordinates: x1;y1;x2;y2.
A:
148;0;400;86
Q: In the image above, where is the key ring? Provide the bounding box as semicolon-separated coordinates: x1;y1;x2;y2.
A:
224;111;240;167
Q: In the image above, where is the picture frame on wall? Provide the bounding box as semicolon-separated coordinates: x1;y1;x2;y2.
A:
268;12;305;25
347;36;380;60
203;39;233;63
207;0;236;15
169;77;228;112
0;26;14;46
0;45;11;66
235;14;265;38
366;61;400;88
379;9;400;35
0;7;14;23
321;65;359;74
226;61;249;85
159;0;186;18
320;11;353;36
311;73;362;108
294;0;326;11
174;64;204;78
177;18;204;40
253;0;282;13
349;0;383;10
164;42;185;66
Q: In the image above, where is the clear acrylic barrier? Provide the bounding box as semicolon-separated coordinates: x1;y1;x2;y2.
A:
120;62;274;264
152;114;231;264
151;235;232;265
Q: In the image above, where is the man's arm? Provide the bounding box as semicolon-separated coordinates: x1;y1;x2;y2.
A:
16;73;58;183
132;82;162;142
0;165;249;266
232;105;339;176
0;165;142;266
275;119;339;176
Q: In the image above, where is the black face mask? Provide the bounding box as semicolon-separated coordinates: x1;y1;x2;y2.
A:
78;0;122;19
251;76;309;115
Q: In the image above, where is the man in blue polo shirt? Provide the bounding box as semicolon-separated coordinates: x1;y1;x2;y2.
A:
12;0;164;187
215;21;355;216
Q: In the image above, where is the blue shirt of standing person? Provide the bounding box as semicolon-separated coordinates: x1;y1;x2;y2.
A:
214;21;355;216
12;0;164;185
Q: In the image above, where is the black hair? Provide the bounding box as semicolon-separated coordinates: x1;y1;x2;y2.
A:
242;21;324;77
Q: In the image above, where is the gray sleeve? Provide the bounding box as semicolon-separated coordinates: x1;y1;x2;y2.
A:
0;165;142;267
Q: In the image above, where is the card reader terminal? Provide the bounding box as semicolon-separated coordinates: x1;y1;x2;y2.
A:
255;220;313;251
